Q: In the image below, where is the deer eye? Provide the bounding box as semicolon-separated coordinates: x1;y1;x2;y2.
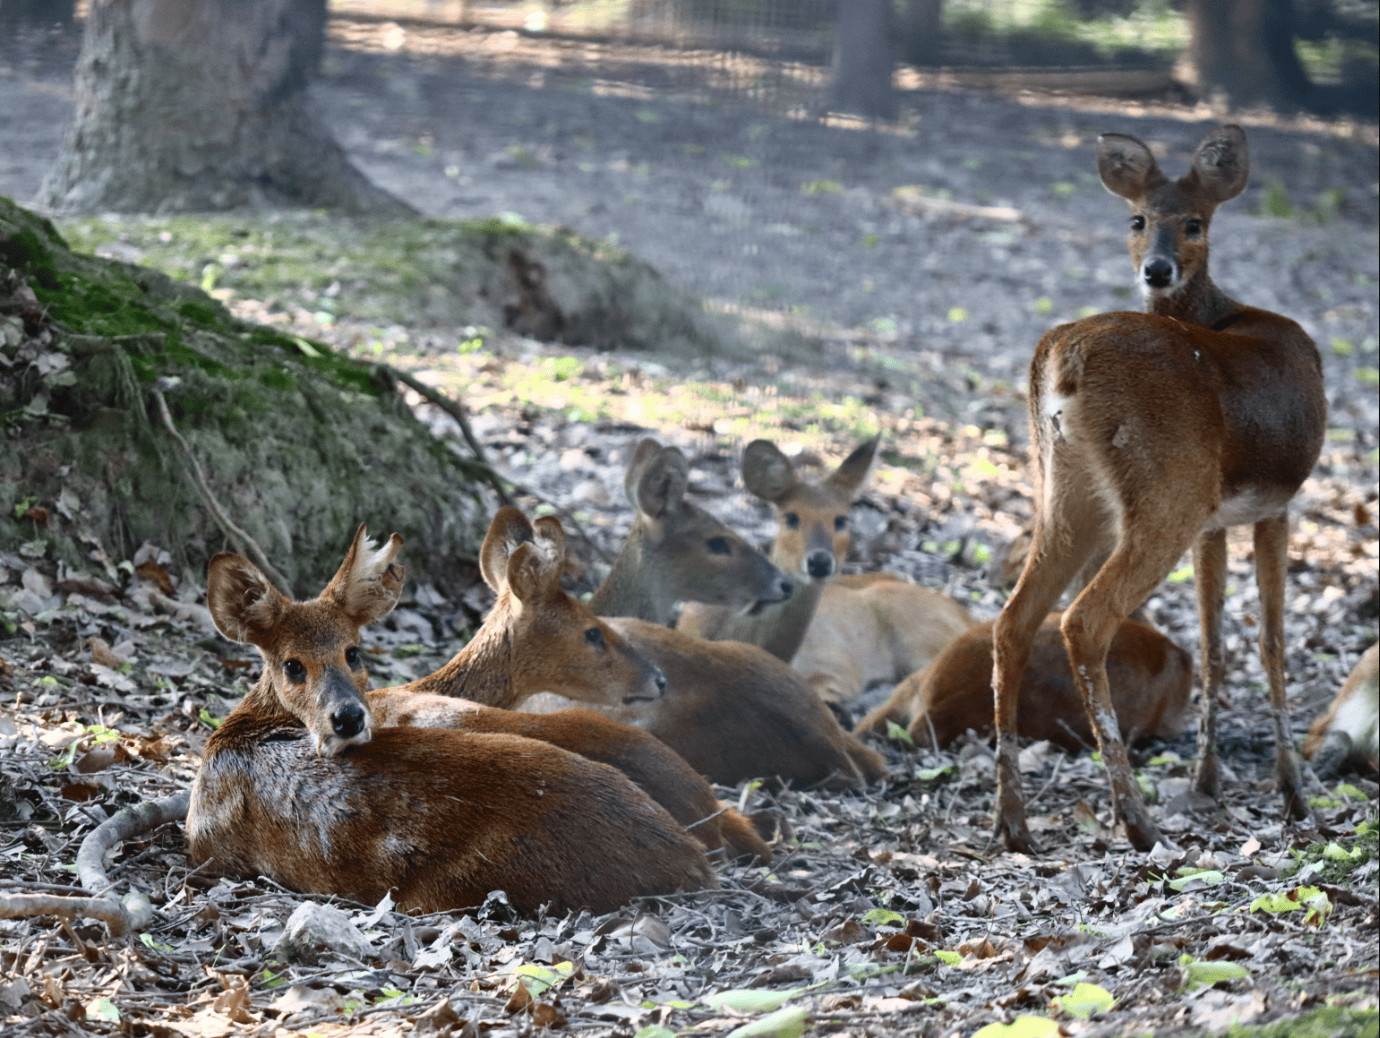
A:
1129;214;1146;232
1184;217;1203;235
585;627;607;651
706;537;731;556
283;659;307;683
345;646;362;669
834;515;849;532
783;513;801;530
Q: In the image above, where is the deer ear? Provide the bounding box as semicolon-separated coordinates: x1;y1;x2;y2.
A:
480;507;535;591
1187;124;1249;204
206;552;288;646
825;434;880;496
321;525;406;627
504;541;552;606
1096;132;1163;201
622;438;664;506
633;444;689;520
741;439;796;502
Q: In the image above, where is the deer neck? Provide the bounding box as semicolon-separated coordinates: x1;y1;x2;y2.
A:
1147;268;1241;330
407;603;522;708
589;533;674;625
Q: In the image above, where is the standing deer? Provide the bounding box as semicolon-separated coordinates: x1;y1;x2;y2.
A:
991;125;1326;852
528;438;889;789
188;526;716;915
678;436;973;706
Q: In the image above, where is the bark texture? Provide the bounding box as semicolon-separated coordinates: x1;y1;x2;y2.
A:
39;0;411;215
827;0;898;120
1182;0;1314;111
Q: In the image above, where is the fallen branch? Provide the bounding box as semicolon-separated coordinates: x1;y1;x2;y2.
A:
0;791;190;936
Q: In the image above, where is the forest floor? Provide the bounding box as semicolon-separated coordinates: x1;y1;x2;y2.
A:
0;12;1378;1038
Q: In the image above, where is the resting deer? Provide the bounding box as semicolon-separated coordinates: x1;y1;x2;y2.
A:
188;527;715;915
529;438;888;789
860;613;1191;752
992;125;1327;852
1302;643;1378;777
678;436;973;706
368;507;771;865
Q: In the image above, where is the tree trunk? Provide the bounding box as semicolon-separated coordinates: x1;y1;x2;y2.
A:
39;0;412;216
827;0;898;120
1182;0;1315;111
900;0;943;67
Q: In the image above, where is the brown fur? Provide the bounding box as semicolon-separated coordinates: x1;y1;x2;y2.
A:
527;438;888;790
861;613;1191;751
1302;643;1379;776
189;525;714;914
991;125;1326;853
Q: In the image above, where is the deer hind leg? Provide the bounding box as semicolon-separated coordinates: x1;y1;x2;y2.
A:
1062;512;1206;852
992;492;1109;853
1192;528;1228;800
1253;513;1311;822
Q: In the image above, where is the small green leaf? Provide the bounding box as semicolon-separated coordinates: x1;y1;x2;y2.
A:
913;765;953;782
1169;868;1225;891
1179;955;1250;989
948;307;969;322
934;949;961;966
884;720;914;745
198;707;222;729
88;997;120;1022
140;933;174;953
861;908;906;927
1054;982;1116;1019
723;1005;809;1038
972;1017;1059;1038
705;988;803;1013
635;1026;680;1038
1167;563;1195;583
512;961;576;998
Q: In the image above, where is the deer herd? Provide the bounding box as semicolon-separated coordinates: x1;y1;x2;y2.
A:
187;126;1376;916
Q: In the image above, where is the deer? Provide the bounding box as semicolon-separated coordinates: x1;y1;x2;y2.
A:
366;506;772;865
187;525;716;916
1302;642;1378;777
860;613;1191;752
991;124;1327;853
526;437;889;790
678;436;973;706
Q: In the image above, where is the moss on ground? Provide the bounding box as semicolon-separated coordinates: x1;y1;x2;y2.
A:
1;196;490;595
57;210;757;358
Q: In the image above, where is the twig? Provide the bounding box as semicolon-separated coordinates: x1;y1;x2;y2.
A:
385;364;514;507
150;387;293;593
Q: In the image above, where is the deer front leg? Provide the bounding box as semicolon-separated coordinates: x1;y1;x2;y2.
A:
1254;514;1311;822
1192;528;1228;801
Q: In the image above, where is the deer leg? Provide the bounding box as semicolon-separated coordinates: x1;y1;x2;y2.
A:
1254;513;1311;822
992;508;1101;854
1192;529;1228;800
1063;522;1200;852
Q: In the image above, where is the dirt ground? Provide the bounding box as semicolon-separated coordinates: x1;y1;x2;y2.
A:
0;12;1378;1038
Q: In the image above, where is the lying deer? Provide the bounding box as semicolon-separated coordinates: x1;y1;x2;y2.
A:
678;436;973;706
992;125;1326;852
368;507;771;865
1303;643;1378;777
860;613;1191;751
529;438;888;789
188;526;715;915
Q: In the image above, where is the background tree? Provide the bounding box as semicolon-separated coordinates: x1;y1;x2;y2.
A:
39;0;411;215
827;0;898;119
0;0;74;27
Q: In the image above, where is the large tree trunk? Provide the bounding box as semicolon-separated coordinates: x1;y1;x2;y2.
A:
39;0;412;216
827;0;898;120
900;0;943;67
1181;0;1315;111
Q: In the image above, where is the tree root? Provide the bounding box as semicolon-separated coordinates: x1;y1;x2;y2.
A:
0;791;190;936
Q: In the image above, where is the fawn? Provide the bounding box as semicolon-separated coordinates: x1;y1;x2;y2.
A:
860;613;1191;752
991;125;1326;853
366;506;771;865
188;525;715;915
1302;643;1378;777
678;436;973;706
528;438;888;789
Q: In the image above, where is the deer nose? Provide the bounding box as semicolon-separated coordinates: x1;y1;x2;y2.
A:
652;667;667;695
331;701;367;739
1143;258;1175;288
805;551;835;580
